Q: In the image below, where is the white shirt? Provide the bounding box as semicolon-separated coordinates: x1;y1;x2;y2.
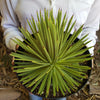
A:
0;0;100;55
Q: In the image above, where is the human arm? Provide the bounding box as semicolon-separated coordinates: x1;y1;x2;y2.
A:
0;0;24;51
81;0;100;55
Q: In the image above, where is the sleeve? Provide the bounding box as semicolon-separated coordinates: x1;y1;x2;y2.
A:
0;0;24;50
81;0;100;56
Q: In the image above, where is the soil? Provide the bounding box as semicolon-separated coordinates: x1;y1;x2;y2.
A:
0;15;100;100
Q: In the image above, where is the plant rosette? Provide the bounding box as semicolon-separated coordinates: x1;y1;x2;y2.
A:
10;9;92;98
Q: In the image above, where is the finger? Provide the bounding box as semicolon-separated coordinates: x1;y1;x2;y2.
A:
16;44;19;50
12;56;15;65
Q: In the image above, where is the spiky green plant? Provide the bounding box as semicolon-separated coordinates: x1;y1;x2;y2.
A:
10;9;92;97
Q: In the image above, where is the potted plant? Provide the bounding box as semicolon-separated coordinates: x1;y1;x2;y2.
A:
10;9;92;99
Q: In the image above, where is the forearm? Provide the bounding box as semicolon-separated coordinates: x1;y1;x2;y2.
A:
0;0;24;50
4;28;24;50
81;28;97;56
80;0;100;55
84;0;100;31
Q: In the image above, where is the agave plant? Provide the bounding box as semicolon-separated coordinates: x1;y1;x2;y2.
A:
10;9;92;98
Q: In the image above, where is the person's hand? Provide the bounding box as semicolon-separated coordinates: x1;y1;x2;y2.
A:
79;27;97;56
12;44;19;65
15;44;19;52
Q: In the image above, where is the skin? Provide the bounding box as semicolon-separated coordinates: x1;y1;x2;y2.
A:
12;44;19;65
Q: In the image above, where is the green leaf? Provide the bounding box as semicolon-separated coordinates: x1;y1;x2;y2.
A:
31;16;37;33
38;74;48;95
13;38;47;62
36;33;52;63
53;67;59;92
56;68;66;93
52;70;56;96
21;67;47;85
10;52;44;64
46;70;52;97
19;27;46;59
28;67;50;87
56;10;62;30
50;9;55;24
59;25;83;58
44;9;49;27
60;66;87;78
31;78;43;92
57;67;76;90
